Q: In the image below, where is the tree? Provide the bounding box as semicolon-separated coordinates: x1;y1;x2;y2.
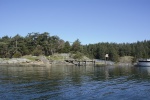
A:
71;39;81;53
63;41;71;53
73;51;84;60
0;42;9;58
13;51;22;58
32;45;43;56
109;46;119;62
0;32;150;61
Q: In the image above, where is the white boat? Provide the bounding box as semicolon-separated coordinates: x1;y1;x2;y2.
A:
137;59;150;67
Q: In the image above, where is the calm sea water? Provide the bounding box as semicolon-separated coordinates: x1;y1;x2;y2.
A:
0;65;150;100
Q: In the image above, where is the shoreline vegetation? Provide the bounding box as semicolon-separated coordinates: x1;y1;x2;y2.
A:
0;54;134;67
0;32;150;66
0;54;93;66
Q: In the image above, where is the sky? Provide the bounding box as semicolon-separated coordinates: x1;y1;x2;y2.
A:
0;0;150;44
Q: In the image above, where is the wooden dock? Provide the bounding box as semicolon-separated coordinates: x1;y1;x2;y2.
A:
65;59;95;66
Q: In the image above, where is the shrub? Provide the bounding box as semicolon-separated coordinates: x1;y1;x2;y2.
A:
32;45;43;56
13;51;22;58
32;49;43;56
73;52;84;60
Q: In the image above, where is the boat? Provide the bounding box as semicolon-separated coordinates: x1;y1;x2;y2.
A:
136;59;150;67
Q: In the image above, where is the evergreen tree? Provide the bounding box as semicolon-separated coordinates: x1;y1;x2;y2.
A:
71;39;81;53
0;32;150;62
109;46;119;62
63;41;71;53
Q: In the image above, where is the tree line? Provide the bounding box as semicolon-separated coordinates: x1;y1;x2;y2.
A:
0;32;150;62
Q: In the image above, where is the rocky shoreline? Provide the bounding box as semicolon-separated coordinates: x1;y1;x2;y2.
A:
0;57;133;67
0;58;97;67
0;58;44;66
0;57;74;66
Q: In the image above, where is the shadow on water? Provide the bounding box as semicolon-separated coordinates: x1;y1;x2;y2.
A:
93;66;150;81
132;66;150;79
0;65;150;99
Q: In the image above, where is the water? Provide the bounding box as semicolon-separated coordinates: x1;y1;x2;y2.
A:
0;65;150;100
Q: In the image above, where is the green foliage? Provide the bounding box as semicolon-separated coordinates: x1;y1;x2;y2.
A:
73;52;84;60
109;45;119;62
63;41;71;53
71;39;81;52
13;51;22;58
32;45;43;56
0;32;150;62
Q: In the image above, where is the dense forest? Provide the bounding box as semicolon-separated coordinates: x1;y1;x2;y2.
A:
0;32;150;62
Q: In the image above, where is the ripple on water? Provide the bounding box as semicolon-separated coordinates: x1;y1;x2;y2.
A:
1;65;150;100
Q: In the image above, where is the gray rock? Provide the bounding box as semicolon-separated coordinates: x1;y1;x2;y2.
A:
0;58;31;64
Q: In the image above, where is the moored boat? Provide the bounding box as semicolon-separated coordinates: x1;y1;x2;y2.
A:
136;59;150;67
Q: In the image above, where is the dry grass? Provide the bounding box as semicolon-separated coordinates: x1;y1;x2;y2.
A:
119;56;134;63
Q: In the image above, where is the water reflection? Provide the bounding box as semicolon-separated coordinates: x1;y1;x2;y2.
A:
1;65;150;85
0;65;149;82
0;65;150;99
133;67;150;80
92;66;133;80
137;67;150;75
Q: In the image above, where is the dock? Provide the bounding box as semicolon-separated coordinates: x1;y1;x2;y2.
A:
65;59;95;66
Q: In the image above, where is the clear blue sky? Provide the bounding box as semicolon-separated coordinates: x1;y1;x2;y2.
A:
0;0;150;44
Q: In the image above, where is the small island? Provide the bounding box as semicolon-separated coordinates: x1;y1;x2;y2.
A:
0;32;150;66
